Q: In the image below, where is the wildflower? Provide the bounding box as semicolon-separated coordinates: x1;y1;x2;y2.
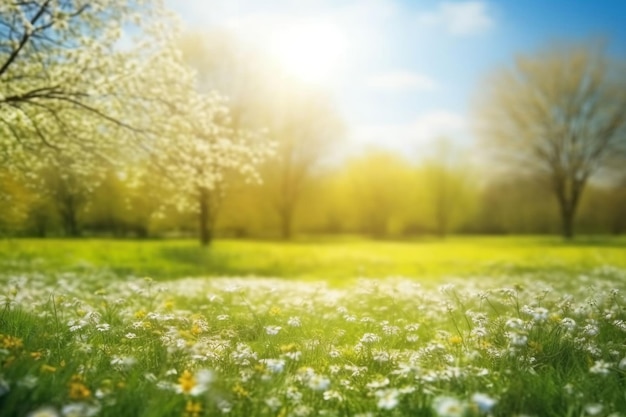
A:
471;393;497;413
360;333;380;343
232;383;249;398
264;325;282;335
449;335;463;345
176;369;213;396
307;374;331;391
0;334;23;349
184;400;202;417
27;407;59;417
19;375;39;389
375;389;399;410
260;359;285;373
372;350;390;363
68;376;91;400
41;364;57;373
288;316;301;327
584;403;603;416
286;386;303;402
366;377;390;389
292;404;313;417
61;403;100;417
560;318;576;331
583;323;599;337
110;356;137;370
433;396;466;417
323;390;344;401
265;396;282;410
95;323;110;332
125;332;137;339
217;400;232;413
508;333;528;347
589;360;612;375
531;307;549;323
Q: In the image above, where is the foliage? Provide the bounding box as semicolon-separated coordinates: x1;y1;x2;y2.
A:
0;2;274;245
478;42;626;239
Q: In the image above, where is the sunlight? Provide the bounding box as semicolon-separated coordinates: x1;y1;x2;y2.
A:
266;19;348;85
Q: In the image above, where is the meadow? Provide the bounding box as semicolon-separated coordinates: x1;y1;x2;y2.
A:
2;236;626;417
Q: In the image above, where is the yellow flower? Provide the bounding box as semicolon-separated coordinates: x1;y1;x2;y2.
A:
1;334;23;350
280;343;298;353
449;335;463;345
232;383;249;398
269;306;282;316
184;400;202;417
41;364;57;373
68;376;91;400
190;324;202;336
176;369;212;396
178;370;196;394
135;309;147;319
550;313;562;323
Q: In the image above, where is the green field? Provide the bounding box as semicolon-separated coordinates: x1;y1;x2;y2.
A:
2;237;626;417
1;236;625;280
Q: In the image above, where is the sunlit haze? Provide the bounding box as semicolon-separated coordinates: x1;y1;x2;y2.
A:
171;0;626;158
266;19;349;85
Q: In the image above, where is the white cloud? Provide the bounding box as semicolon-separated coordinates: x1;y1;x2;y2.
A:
350;110;468;155
416;1;493;36
366;70;438;92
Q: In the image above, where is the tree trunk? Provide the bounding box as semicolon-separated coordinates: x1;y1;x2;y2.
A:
199;189;212;246
280;206;292;240
560;204;575;240
61;199;80;237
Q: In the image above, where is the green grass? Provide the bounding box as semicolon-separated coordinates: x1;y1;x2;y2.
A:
1;236;626;416
1;235;625;280
2;268;626;416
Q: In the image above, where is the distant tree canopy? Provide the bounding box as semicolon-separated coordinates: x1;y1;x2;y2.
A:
478;42;626;239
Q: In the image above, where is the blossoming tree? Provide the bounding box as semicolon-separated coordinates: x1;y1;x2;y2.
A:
0;1;273;244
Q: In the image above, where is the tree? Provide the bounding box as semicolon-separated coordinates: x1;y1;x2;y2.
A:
0;3;272;244
42;162;90;236
421;138;472;237
262;90;343;239
179;31;343;239
146;91;272;246
478;42;626;239
344;150;416;237
0;1;159;170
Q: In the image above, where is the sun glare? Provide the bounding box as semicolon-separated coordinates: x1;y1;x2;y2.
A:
267;20;348;85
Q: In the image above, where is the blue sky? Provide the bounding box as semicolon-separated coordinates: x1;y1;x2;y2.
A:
169;0;626;157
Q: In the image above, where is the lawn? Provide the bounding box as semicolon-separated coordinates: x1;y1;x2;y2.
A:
0;236;625;281
1;236;626;417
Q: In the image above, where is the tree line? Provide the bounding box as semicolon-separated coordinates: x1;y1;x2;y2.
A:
1;142;625;240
